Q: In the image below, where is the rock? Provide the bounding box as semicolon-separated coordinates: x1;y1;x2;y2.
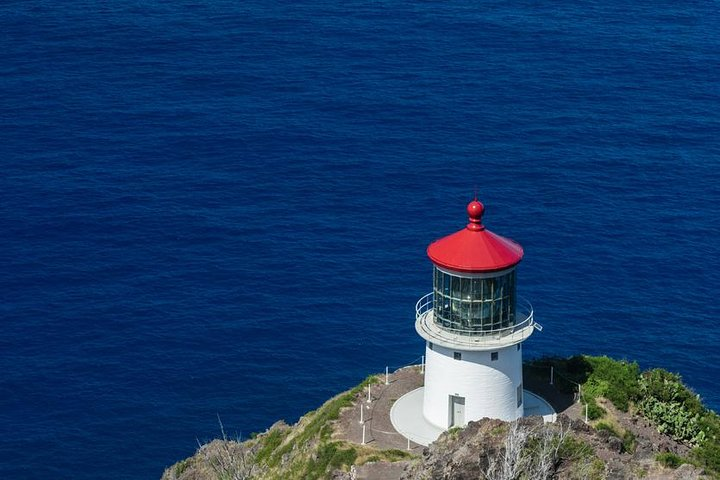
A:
676;463;704;479
633;438;656;460
330;470;352;480
606;460;630;480
606;435;623;453
657;438;676;454
569;417;592;433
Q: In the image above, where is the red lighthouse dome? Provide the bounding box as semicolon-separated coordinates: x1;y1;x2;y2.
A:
426;199;524;273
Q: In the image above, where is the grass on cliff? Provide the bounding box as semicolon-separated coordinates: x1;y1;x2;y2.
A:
165;373;416;480
261;374;379;469
594;421;637;454
250;374;413;479
529;355;720;477
557;435;606;479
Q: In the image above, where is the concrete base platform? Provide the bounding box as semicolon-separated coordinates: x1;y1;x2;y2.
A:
389;388;445;446
390;387;556;446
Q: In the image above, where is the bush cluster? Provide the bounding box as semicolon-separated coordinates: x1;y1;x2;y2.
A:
656;452;686;468
532;355;720;477
581;356;639;412
594;422;636;454
305;442;358;478
637;369;706;445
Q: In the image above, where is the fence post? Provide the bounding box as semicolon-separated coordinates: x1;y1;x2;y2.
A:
359;403;364;424
362;424;366;445
585;403;589;423
385;366;389;385
407;437;411;450
367;383;371;403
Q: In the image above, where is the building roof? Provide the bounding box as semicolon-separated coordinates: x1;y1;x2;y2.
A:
426;199;524;273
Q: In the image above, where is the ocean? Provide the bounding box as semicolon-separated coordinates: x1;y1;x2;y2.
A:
1;1;719;478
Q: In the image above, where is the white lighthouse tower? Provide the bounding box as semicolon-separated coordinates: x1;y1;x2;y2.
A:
413;198;538;431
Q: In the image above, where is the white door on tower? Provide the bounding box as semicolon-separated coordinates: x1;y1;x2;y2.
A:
449;395;465;427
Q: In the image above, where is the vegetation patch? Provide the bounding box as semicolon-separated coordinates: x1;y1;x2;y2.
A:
165;358;720;480
246;374;418;479
255;428;288;464
266;375;379;468
304;441;358;478
638;369;705;445
656;452;687;468
379;449;413;462
173;458;191;477
581;356;640;412
593;421;636;454
621;429;637;454
529;355;720;478
482;421;603;480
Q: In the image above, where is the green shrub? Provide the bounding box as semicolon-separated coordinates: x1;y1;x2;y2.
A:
583;398;606;421
641;398;705;445
533;356;720;478
693;441;720;474
256;428;287;464
583;356;640;412
305;442;357;478
382;449;413;461
573;356;640;419
173;459;191;476
593;422;636;454
567;355;593;378
269;375;378;466
558;435;596;461
690;411;720;476
637;370;706;446
640;370;703;414
656;452;686;468
622;430;637;454
594;421;619;436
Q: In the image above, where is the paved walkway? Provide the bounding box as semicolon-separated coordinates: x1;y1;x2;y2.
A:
334;366;426;453
332;364;578;480
334;364;577;450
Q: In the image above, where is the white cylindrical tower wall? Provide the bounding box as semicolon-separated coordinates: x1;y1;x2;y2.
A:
422;341;523;428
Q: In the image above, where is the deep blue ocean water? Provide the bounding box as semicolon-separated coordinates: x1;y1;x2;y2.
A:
1;1;719;478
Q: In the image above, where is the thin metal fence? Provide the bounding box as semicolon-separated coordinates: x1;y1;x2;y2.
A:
359;357;426;451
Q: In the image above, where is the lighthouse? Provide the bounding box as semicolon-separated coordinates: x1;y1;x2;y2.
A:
391;199;547;443
415;198;538;429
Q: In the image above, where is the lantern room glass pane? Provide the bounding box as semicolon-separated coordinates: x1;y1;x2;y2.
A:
432;267;517;335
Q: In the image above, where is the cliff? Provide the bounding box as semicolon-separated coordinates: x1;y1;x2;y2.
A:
161;357;720;480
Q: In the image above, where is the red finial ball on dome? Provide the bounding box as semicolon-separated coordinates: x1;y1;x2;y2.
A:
466;200;485;230
467;200;484;218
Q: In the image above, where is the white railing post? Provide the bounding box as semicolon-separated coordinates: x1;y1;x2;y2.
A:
407;437;411;450
385;366;389;385
585;403;589;423
359;403;364;424
367;383;371;403
362;424;366;445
